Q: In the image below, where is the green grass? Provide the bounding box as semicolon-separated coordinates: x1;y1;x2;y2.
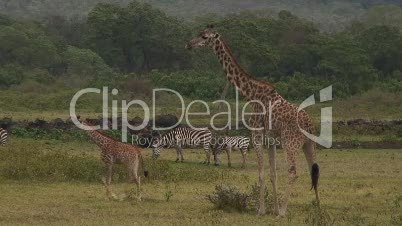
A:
1;89;402;123
0;138;401;225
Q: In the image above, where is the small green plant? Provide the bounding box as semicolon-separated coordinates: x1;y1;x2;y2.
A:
248;183;275;213
165;190;173;202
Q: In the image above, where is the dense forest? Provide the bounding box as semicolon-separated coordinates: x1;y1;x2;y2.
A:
1;0;402;31
0;1;401;103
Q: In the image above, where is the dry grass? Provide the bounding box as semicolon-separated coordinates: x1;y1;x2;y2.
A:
0;138;401;225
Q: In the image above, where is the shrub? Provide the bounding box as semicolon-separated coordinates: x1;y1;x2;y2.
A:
206;184;249;212
0;64;24;87
206;183;275;213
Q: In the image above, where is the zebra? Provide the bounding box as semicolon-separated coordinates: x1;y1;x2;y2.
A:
0;128;8;146
151;127;213;164
213;136;250;168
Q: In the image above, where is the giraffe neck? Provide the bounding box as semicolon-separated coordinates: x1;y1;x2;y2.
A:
87;130;113;148
212;37;275;101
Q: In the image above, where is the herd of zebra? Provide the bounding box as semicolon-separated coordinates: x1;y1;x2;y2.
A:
151;127;250;168
0;125;248;167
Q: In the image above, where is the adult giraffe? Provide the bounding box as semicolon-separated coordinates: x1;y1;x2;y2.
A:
185;27;320;216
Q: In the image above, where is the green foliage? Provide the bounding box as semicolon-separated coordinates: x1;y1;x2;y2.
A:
11;126;88;141
0;64;24;87
0;14;116;88
0;5;402;101
362;5;402;30
151;70;227;99
0;21;61;68
87;2;191;73
63;46;116;86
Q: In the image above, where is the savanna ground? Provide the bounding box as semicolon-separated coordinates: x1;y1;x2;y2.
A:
0;137;401;226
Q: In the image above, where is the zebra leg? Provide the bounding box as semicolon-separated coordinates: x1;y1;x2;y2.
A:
203;144;211;165
227;147;232;168
179;147;184;162
175;147;180;162
241;148;247;168
214;149;221;166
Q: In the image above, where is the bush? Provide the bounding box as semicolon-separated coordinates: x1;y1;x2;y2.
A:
0;64;24;87
206;183;275;213
206;184;249;212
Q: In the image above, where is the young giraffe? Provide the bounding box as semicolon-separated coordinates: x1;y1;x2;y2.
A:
83;121;148;200
186;27;320;216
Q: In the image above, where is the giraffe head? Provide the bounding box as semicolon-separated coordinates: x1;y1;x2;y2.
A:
185;25;220;50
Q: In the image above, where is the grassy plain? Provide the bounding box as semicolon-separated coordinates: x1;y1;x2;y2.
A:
0;138;401;225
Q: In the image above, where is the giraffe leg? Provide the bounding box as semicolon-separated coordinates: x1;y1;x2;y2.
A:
132;160;141;201
279;143;300;217
253;131;266;216
125;160;141;201
268;144;279;215
227;147;232;168
102;163;116;200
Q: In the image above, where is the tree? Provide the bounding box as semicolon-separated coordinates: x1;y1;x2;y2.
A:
356;25;402;75
87;2;192;73
362;5;402;30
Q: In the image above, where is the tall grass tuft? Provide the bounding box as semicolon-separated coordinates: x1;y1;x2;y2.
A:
304;201;334;226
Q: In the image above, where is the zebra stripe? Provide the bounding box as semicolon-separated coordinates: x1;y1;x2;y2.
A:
0;128;8;146
213;136;250;168
152;127;212;163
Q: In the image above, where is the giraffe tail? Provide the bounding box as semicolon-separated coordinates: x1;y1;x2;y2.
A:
311;163;319;191
140;155;149;177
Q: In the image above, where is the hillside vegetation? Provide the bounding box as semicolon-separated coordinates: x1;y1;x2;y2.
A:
0;1;401;117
